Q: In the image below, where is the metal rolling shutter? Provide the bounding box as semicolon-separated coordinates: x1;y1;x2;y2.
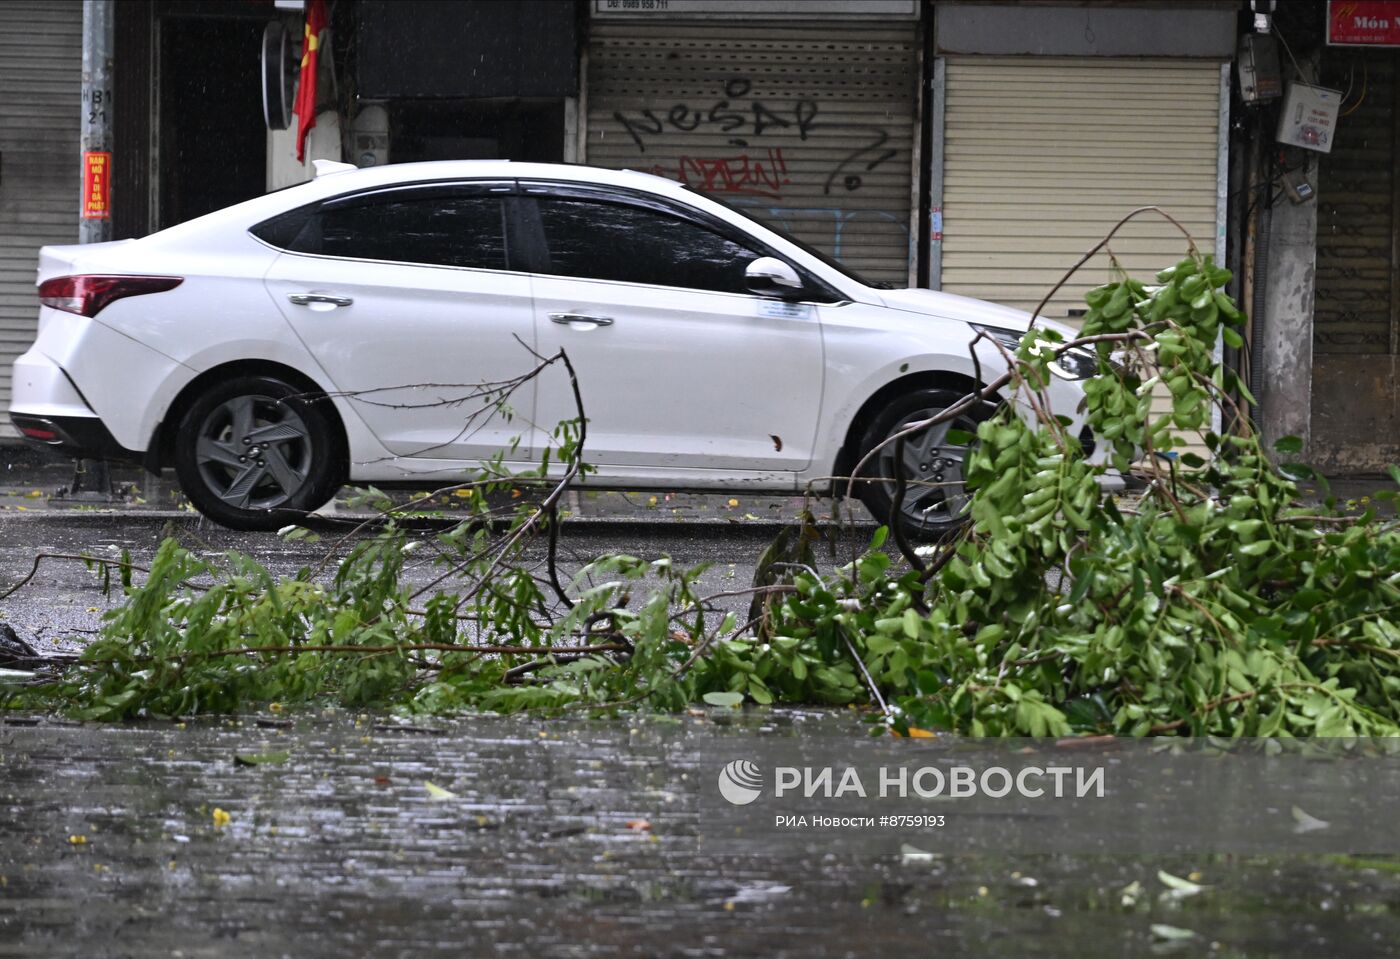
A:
1312;51;1398;472
940;57;1224;457
940;57;1222;321
586;19;919;286
0;1;81;437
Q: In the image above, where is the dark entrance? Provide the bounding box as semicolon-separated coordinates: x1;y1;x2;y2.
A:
1313;49;1400;472
389;99;565;163
157;15;266;229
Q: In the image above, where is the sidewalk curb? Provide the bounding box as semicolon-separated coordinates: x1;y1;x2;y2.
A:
0;507;869;535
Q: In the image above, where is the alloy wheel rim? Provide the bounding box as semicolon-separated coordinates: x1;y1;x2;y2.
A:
876;406;974;529
194;394;312;510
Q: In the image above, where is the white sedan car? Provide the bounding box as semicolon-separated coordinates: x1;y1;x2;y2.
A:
10;161;1099;533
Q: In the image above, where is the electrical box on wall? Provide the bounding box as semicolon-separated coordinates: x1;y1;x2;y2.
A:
1276;82;1343;152
1238;33;1282;102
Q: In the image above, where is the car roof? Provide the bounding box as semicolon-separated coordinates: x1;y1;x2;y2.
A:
145;161;698;244
294;160;697;212
313;159;685;193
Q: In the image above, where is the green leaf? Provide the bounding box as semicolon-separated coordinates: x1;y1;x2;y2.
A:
1273;435;1304;455
702;691;745;708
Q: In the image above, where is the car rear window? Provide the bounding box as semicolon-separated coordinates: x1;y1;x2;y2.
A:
252;191;508;271
250;207;314;250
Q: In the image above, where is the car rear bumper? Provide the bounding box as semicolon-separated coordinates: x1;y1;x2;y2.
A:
9;412;143;462
9;349;143;462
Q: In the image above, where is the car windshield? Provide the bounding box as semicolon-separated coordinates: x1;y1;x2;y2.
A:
684;187;889;289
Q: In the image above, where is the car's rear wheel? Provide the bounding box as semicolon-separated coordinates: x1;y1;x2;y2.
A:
854;387;990;541
173;374;343;531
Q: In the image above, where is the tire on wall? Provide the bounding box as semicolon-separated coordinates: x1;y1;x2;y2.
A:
172;374;343;531
854;387;991;541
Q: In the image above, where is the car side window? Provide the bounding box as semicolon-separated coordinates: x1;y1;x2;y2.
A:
256;192;508;271
532;197;763;295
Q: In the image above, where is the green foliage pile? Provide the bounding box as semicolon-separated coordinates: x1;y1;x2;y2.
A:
6;249;1399;735
750;253;1400;736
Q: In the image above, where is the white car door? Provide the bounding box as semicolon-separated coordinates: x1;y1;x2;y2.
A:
520;184;827;477
261;181;540;463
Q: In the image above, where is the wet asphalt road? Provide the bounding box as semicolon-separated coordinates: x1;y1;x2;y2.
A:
3;512;1400;956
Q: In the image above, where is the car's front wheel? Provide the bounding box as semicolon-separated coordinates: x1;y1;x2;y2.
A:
854;387;990;541
173;374;343;531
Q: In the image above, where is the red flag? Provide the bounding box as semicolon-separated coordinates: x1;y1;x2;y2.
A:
294;0;329;163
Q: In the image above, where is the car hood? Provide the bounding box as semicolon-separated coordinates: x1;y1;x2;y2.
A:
876;287;1076;338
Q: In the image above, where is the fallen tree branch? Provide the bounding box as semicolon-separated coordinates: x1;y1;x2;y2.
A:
158;640;631;663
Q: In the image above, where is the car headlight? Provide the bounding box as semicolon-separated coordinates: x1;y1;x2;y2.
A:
970;324;1023;354
1047;347;1098;381
970;324;1097;381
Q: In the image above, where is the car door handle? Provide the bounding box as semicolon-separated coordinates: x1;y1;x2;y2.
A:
287;293;354;307
549;312;613;328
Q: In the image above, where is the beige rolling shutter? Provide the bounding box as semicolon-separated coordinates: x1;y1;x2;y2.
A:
586;19;919;286
0;1;81;437
941;57;1223;458
940;57;1222;321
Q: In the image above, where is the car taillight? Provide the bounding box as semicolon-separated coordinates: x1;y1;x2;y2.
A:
38;275;183;317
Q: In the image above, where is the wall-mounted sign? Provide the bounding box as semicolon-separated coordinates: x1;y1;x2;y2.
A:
1327;1;1400;46
82;151;111;219
592;0;919;19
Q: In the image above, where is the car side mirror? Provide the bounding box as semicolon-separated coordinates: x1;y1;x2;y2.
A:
744;257;803;298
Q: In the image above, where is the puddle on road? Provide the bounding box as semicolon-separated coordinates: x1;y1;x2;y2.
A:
2;711;1399;957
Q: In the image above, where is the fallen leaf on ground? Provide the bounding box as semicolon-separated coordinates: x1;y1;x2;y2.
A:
900;843;934;864
1292;805;1330;833
1150;924;1199;941
1157;869;1206;898
424;781;458;800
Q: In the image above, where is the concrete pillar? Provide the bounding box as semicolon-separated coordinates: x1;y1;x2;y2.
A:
80;0;114;244
1258;164;1318;456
